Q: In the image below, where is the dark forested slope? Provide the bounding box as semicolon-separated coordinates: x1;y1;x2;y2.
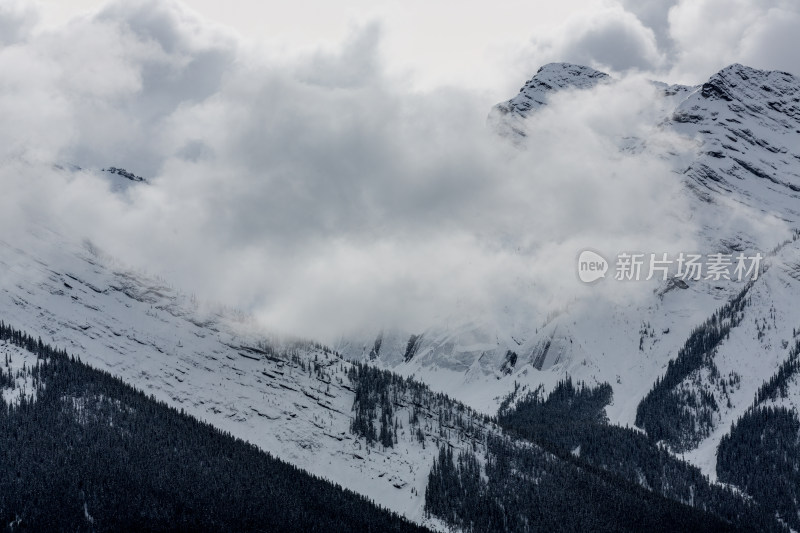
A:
0;321;429;533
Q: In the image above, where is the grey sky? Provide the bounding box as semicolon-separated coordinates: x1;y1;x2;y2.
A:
31;0;800;91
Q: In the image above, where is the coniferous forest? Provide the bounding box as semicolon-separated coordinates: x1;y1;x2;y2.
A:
635;284;752;450
718;406;800;530
347;365;785;531
0;321;428;533
3;313;798;532
488;378;784;532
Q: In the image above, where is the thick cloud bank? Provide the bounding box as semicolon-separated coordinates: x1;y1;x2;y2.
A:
523;0;800;81
0;0;779;340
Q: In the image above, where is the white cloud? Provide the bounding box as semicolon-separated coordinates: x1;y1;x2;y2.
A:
0;0;788;342
516;0;800;84
720;3;800;75
0;0;38;45
660;0;800;81
522;3;665;75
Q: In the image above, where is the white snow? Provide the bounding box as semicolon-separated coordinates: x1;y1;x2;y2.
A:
2;62;800;523
0;341;41;406
339;62;800;483
0;228;490;529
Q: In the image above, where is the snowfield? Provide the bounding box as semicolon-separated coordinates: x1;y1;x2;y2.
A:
0;227;481;529
339;62;800;480
2;62;800;526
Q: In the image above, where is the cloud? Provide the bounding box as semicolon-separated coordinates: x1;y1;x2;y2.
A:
609;0;800;82
522;3;665;74
618;0;676;53
19;0;239;176
667;0;800;80
513;0;800;93
0;0;784;343
296;21;383;88
669;0;800;77
0;0;38;46
517;0;800;85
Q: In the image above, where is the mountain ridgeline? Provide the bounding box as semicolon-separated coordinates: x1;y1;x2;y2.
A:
4;61;800;531
0;321;428;533
347;367;784;531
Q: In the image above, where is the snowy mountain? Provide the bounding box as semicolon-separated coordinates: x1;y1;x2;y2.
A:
0;227;458;529
487;63;612;139
0;326;430;532
1;227;782;531
3;61;800;530
339;62;800;488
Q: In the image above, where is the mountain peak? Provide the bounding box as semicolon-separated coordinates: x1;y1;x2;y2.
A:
508;62;610;113
488;62;610;137
714;62;796;78
532;62;610;82
103;166;146;183
700;63;800;107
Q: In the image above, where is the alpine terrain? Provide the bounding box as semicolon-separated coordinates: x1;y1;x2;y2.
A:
3;61;800;531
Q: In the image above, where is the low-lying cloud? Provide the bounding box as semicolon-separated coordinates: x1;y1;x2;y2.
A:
0;0;782;342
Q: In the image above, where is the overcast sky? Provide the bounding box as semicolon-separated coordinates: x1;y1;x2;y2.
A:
30;0;800;93
1;0;798;340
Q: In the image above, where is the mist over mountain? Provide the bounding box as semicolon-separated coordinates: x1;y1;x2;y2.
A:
3;0;800;531
2;0;795;343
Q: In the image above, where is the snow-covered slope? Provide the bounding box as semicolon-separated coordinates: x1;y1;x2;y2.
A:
487;63;611;139
3;61;800;527
1;339;40;406
670;65;800;229
0;227;489;530
339;63;800;480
